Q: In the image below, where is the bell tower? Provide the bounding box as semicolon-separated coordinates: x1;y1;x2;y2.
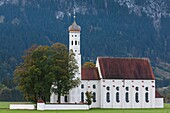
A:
68;16;81;103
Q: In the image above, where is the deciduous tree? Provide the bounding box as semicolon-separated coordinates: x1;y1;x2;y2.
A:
14;43;80;103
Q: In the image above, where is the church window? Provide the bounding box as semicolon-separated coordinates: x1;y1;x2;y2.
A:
72;35;73;37
116;92;120;103
135;93;139;103
93;84;96;89
75;50;77;52
81;84;84;89
64;95;68;102
106;86;110;91
78;41;79;45
125;87;129;91
75;41;77;45
106;92;110;103
145;92;149;103
93;92;96;102
125;92;129;103
75;35;77;37
81;92;84;102
135;87;139;91
71;41;73;45
145;87;149;91
116;87;119;91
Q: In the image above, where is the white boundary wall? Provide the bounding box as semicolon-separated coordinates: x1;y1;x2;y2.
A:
155;98;164;108
37;103;89;110
10;104;35;110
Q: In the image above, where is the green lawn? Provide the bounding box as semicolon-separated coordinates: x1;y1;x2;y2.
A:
0;102;170;113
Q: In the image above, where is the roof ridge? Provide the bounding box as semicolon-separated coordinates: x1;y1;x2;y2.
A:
98;57;149;60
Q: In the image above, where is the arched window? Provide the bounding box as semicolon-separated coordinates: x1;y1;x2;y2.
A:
81;84;84;89
106;92;110;103
64;95;68;102
145;87;149;91
135;93;139;103
116;87;119;91
93;84;96;89
93;92;96;102
116;92;120;103
81;92;84;102
125;92;129;103
125;87;129;91
75;41;77;45
135;87;139;91
106;86;110;91
71;41;73;45
145;92;149;103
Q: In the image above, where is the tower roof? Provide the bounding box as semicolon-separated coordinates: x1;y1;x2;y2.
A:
68;16;81;32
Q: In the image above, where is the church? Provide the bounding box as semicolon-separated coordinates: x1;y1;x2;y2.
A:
50;17;164;108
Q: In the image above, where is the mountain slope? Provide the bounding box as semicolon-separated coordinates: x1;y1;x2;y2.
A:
0;0;170;87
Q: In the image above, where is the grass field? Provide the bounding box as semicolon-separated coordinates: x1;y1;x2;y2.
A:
0;102;170;113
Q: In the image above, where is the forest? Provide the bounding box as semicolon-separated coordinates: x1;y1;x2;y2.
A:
0;0;170;101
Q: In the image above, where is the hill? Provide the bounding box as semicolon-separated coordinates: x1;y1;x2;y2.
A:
0;0;170;88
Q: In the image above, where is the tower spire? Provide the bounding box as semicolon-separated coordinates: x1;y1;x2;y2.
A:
74;15;76;23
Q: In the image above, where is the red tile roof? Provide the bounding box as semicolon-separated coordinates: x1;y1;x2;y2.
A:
98;57;155;80
81;67;100;80
155;90;163;98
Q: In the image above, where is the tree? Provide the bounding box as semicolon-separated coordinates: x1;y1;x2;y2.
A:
83;62;95;68
51;49;80;103
85;91;93;107
14;43;80;103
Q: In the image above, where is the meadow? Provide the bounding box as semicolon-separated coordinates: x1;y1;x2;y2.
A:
0;102;170;113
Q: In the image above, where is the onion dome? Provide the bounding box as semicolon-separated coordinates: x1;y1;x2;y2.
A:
68;17;81;31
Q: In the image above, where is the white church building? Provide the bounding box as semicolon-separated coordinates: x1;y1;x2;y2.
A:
50;18;164;108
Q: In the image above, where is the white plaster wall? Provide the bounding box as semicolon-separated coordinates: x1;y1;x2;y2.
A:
68;31;81;103
69;32;80;55
123;80;131;108
100;79;155;108
155;98;164;108
50;93;57;103
37;103;89;110
101;79;123;108
81;80;100;108
10;104;35;110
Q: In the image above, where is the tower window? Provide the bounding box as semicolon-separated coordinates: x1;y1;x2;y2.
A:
106;92;110;103
78;41;80;45
71;41;73;45
75;35;77;37
75;41;77;45
81;92;84;102
93;92;96;102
